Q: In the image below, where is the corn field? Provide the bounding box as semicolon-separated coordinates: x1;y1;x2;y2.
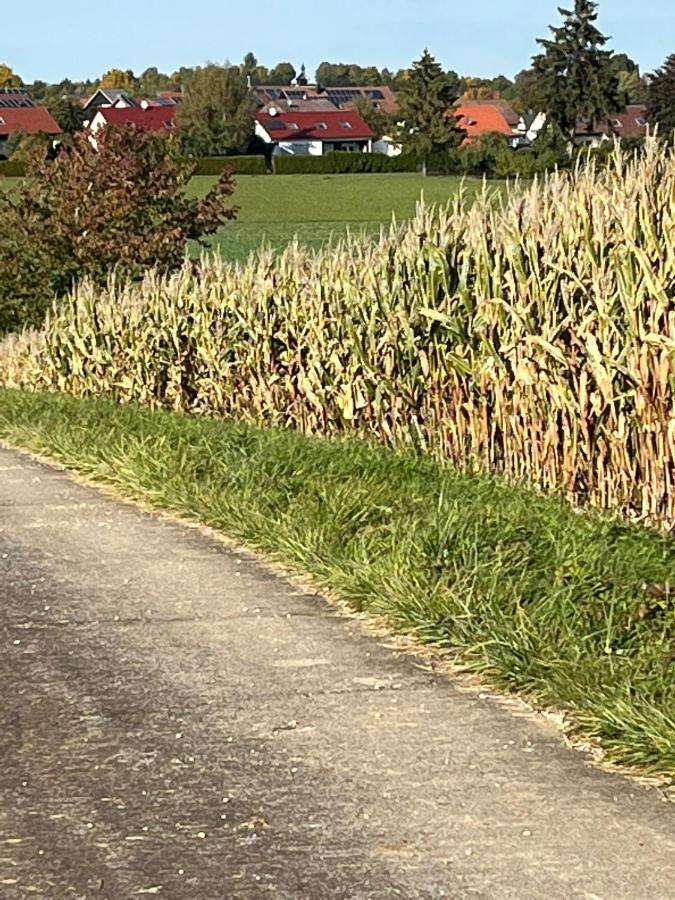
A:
2;141;675;527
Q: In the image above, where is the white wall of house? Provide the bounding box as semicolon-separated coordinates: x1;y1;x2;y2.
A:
272;139;324;156
88;111;108;135
372;136;402;156
574;134;606;149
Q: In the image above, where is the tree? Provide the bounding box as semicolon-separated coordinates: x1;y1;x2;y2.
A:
46;96;86;133
0;127;237;335
99;68;135;90
137;67;173;97
362;66;382;85
531;0;620;140
353;98;393;139
177;65;256;156
315;63;352;86
396;50;465;174
241;52;268;85
269;62;296;85
462;77;499;100
0;64;22;88
647;54;675;134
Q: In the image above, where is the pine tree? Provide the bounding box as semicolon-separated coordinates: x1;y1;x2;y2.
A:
532;1;620;139
397;50;465;175
647;54;675;134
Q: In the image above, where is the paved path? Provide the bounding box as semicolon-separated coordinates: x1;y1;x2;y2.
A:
1;445;674;899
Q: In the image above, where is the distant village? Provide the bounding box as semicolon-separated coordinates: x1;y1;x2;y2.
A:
0;64;651;162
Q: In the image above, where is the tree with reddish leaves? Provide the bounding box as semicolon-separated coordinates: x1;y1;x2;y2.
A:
0;126;236;334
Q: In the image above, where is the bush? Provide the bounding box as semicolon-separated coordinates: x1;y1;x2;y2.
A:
272;151;418;175
193;155;268;175
0;159;27;177
0;126;237;335
426;134;570;179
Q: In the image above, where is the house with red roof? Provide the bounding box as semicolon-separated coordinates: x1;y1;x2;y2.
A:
574;104;649;147
0;89;61;158
255;107;374;156
454;101;519;146
88;103;177;136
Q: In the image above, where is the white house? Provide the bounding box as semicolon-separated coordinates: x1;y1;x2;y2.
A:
255;107;374;156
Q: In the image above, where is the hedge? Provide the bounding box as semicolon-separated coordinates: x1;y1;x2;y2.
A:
191;155;268;176
0;160;27;177
272;151;418;175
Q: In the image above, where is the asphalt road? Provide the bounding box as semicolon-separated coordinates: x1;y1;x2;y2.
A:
1;444;674;899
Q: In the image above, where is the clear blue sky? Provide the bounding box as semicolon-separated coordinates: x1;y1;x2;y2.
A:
6;1;674;84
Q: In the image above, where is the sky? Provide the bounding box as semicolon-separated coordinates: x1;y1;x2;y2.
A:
4;1;674;85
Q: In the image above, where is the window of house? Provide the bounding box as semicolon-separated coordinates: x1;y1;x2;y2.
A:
610;118;623;127
636;117;647;126
340;121;352;129
0;117;4;125
287;122;299;130
316;122;327;129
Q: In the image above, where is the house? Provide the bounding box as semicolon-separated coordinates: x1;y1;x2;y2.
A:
88;103;177;136
454;101;519;145
514;111;547;146
255;107;374;156
254;84;398;115
372;135;402;157
0;89;61;158
574;104;649;147
81;88;136;112
157;90;183;105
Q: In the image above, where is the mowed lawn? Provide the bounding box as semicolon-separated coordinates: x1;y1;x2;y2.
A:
3;172;488;262
187;173;483;261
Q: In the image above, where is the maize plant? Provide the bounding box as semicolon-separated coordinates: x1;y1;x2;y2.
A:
2;140;674;527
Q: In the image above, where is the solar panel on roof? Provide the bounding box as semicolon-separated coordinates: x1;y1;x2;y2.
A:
366;90;385;100
0;97;34;108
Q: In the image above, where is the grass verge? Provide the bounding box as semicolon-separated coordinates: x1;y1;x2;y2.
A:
1;388;674;778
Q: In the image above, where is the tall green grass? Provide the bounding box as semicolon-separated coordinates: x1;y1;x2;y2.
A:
1;389;674;778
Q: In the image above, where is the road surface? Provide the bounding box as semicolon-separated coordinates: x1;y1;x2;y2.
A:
1;444;674;898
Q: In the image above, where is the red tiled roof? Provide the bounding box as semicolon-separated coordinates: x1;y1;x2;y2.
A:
457;97;519;127
256;108;374;141
91;106;177;131
454;103;515;143
0;106;61;137
575;105;649;138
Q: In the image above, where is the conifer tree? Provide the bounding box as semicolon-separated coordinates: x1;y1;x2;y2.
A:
532;0;620;139
397;50;465;174
647;54;675;134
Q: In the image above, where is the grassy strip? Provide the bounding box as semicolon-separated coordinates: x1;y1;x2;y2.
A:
1;388;674;777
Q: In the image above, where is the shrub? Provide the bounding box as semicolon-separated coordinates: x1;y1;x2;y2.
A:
272;151;418;175
192;155;268;175
0;159;27;177
0;126;236;335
